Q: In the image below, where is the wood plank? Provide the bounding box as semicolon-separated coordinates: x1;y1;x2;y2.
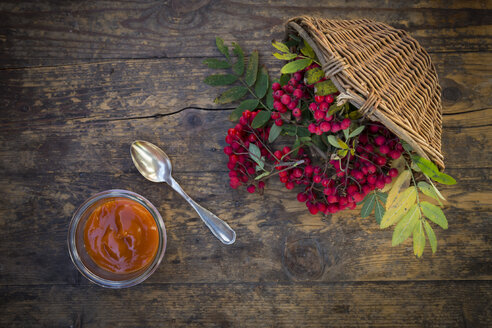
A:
0;53;490;126
0;1;490;67
0;167;490;285
1;282;491;327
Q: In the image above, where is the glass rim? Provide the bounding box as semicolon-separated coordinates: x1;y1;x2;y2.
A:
67;189;166;288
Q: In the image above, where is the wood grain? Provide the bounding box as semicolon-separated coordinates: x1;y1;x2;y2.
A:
0;0;490;67
0;53;490;125
1;282;491;327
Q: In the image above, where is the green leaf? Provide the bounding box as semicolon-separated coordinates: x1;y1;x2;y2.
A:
376;191;388;205
315;80;338;96
255;65;269;99
204;74;238;86
392;204;420;246
423;220;437;253
272;41;290;53
203;58;231;69
296;127;310;137
433;172;456;185
401;141;413;152
251;110;271;128
299;136;311;142
245;50;259;87
281;58;312;74
288;34;302;43
420;201;448;229
311;134;327;151
349;126;365;138
255;171;270;180
292;138;301;157
343;128;350;141
214;86;248;104
300;39;316;58
248;143;262;165
279;74;290;86
374;198;385;224
282;124;297;136
411;162;422;172
417;181;443;206
328;104;343;116
265;84;274;109
360;193;376;218
232;42;245;75
327;135;342;148
349;110;362;120
229;99;259;121
215;37;230;59
411;155;456;185
413;221;426;258
305;67;324;84
273;53;297;60
380;187;417;228
268;123;282;143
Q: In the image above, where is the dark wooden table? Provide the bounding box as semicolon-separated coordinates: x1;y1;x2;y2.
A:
1;1;491;327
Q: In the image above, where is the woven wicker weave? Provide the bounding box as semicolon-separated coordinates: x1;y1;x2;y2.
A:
286;16;444;169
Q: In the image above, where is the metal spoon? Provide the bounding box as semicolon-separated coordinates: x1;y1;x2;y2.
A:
130;140;236;245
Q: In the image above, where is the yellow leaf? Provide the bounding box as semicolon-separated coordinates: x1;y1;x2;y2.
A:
386;170;411;209
391;204;420;246
413;221;426;258
380;187;417;229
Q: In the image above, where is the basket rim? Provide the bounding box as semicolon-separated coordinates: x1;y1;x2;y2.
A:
285;16;444;169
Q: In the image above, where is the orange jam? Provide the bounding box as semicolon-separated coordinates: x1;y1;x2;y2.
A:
83;197;159;274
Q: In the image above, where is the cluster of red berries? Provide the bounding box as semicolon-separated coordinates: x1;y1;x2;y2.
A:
223;110;270;193
269;63;351;136
307;94;351;135
294;123;403;215
270;69;310;125
222;54;407;217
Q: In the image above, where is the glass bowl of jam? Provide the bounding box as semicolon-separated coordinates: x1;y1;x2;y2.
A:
68;189;166;288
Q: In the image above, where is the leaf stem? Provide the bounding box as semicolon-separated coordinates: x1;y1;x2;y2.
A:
258;160;305;181
238;77;270;111
405;159;422;217
222;50;270;111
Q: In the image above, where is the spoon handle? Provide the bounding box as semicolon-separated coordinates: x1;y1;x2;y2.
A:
168;177;236;245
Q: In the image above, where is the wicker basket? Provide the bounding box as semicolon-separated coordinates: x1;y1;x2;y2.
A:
286;16;444;169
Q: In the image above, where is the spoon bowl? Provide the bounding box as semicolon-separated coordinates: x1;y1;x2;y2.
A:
130;140;236;245
131;140;172;183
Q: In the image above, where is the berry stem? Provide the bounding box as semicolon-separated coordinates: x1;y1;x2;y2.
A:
257;160;305;181
247;124;278;160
